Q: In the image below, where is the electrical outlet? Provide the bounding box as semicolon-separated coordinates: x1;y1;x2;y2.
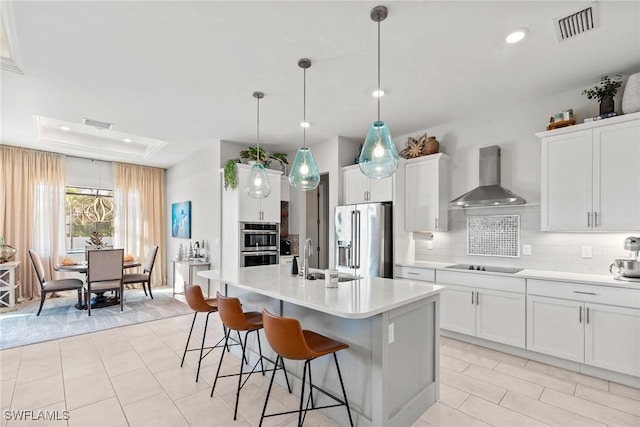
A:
581;246;593;259
427;240;433;250
388;323;395;344
522;244;531;256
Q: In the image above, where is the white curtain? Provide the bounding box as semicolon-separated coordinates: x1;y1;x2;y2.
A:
113;162;166;286
0;145;66;299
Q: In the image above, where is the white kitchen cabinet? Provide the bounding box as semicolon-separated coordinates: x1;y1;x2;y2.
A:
437;270;526;348
538;113;640;231
236;164;282;223
404;154;450;232
343;164;393;204
527;279;640;377
280;176;290;202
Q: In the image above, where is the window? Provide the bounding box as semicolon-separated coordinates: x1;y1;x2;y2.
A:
65;186;115;253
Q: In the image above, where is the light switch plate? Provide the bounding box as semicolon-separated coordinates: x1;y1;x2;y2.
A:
581;246;593;259
522;244;531;256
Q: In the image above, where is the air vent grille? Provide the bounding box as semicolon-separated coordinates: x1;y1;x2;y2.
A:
554;2;599;42
82;118;113;130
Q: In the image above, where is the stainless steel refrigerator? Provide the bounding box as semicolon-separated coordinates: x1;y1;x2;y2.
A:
335;202;393;278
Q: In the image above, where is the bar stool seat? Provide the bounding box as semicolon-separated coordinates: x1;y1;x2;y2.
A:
260;309;354;427
211;292;291;421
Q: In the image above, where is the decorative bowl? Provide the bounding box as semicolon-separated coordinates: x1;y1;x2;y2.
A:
0;244;17;263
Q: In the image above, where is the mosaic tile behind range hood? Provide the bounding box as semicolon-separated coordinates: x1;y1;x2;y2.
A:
467;215;520;258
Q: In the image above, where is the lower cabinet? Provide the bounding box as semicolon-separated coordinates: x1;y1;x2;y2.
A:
527;279;640;377
438;271;526;349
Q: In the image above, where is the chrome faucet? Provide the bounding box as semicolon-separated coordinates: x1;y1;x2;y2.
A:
301;237;313;278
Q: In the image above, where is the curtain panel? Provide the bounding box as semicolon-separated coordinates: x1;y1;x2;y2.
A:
0;145;66;300
113;162;166;287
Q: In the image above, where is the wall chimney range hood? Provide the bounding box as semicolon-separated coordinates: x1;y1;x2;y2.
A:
449;145;525;207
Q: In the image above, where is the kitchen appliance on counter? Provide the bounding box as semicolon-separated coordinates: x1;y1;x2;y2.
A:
240;222;279;267
335;202;393;278
280;239;291;255
610;236;640;280
446;264;523;274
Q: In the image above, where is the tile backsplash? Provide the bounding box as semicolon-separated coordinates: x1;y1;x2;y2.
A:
414;204;633;275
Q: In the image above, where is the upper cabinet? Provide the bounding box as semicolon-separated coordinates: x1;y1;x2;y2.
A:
404;154;450;232
343;164;393;204
280;176;290;202
229;164;282;223
537;113;640;231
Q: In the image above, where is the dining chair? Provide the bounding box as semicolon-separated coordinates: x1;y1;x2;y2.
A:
28;249;84;316
123;245;158;299
86;248;124;316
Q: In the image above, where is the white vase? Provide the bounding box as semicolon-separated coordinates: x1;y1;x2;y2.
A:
621;72;640;114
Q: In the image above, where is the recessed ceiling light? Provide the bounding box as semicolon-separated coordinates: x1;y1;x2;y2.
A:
505;28;527;44
300;121;310;128
123;138;132;143
372;89;385;98
59;125;71;131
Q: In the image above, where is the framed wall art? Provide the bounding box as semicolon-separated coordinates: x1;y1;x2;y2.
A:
171;201;191;238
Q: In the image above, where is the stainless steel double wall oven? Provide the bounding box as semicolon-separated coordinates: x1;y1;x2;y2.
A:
239;222;279;267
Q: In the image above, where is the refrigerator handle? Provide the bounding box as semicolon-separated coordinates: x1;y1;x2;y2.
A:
354;210;361;269
350;210;356;268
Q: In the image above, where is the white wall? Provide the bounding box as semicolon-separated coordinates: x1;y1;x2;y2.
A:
165;141;222;288
66;157;113;189
393;83;638;274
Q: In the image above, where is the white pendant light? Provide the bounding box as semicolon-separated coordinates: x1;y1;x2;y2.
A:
289;58;320;192
359;5;399;179
245;91;271;198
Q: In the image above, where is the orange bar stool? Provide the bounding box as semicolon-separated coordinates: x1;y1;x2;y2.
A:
180;284;228;382
260;309;354;427
211;292;291;420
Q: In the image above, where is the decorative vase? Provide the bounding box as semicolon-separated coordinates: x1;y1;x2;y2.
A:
599;95;615;115
622;72;640;114
0;237;17;263
423;137;440;155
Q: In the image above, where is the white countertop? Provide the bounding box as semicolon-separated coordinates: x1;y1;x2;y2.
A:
396;261;640;290
198;264;444;319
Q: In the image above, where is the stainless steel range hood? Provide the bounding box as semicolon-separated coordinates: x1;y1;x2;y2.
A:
449;145;525;207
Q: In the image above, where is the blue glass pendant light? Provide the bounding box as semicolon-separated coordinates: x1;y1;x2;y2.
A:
359;5;399;179
289;58;320;191
245;91;271;198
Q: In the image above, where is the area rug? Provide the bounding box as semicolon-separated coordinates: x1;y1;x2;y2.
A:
0;287;191;350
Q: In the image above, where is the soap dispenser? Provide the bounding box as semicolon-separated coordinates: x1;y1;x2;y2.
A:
291;256;299;276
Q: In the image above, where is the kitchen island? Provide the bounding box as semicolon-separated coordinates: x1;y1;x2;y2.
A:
198;264;444;427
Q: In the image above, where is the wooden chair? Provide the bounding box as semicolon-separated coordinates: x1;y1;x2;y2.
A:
123;245;158;298
28;249;84;316
86;248;124;316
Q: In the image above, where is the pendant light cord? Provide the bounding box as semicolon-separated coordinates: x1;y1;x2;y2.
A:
256;95;261;165
303;66;307;147
377;17;381;122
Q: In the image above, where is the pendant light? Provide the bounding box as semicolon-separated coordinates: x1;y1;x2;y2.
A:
245;91;271;198
359;5;399;179
289;58;320;191
82;129;116;223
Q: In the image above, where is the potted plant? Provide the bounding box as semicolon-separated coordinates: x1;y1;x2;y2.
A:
582;75;623;115
223;158;240;190
239;146;269;165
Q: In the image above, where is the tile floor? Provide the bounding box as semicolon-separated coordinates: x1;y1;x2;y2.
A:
1;313;639;427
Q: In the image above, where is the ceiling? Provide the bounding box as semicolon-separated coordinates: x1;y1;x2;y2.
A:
1;1;639;168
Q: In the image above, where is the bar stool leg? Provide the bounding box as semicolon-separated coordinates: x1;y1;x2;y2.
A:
211;328;232;397
334;353;354;427
195;311;212;382
259;355;280;427
298;360;309;427
256;331;265;375
233;331;249;420
181;312;198;367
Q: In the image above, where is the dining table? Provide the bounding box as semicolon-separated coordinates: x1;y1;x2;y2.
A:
55;261;141;309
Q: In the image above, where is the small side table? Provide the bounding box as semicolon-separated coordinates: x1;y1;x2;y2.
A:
0;261;21;309
171;260;211;296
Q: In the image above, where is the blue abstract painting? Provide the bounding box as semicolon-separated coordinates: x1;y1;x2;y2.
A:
171;201;191;238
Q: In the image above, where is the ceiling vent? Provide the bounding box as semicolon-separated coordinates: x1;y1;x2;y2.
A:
554;2;599;42
82;117;113;130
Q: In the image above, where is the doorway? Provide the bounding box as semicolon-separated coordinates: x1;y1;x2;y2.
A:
305;173;329;269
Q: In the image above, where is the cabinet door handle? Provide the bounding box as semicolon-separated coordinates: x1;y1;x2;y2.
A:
587;212;591;227
594;212;598;227
406;272;419;276
573;291;597;295
435;218;438;229
476;291;479;305
471;291;474;305
579;306;582;323
586;307;590;324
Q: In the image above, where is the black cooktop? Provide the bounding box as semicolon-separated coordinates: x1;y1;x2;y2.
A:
446;264;523;274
